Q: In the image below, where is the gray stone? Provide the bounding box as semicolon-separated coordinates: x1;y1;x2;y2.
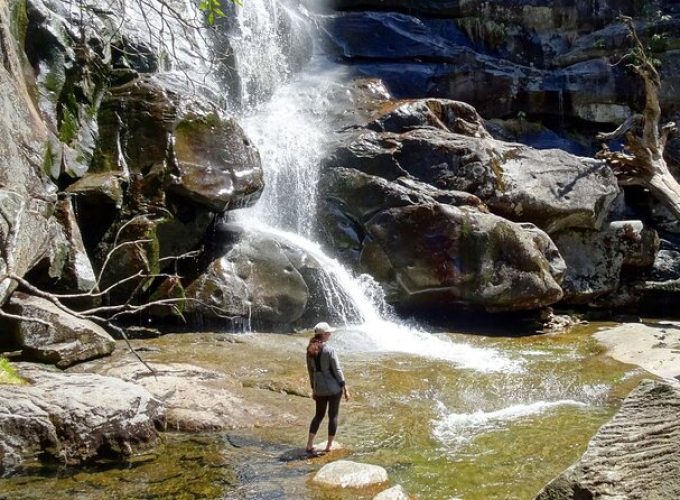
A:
328;99;619;234
0;362;165;475
3;292;115;368
80;359;292;432
535;379;680;500
552;221;659;305
374;485;410;500
360;202;564;311
313;460;389;488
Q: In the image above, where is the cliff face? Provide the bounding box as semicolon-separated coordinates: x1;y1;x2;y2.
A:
0;0;57;304
1;0;679;340
319;0;680;126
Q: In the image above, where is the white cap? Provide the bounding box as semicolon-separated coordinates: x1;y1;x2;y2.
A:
314;322;335;334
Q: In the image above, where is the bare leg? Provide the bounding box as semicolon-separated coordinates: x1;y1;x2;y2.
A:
306;433;316;452
325;435;335;452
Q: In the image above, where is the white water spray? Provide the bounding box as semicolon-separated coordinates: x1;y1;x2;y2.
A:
229;0;517;371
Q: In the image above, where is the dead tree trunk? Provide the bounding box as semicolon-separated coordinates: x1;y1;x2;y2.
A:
597;16;679;218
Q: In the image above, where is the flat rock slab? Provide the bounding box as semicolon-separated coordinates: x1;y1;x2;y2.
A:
75;357;297;432
595;322;680;379
0;363;164;475
535;378;680;499
313;459;389;488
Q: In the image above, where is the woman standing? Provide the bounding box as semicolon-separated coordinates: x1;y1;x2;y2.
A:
305;322;350;454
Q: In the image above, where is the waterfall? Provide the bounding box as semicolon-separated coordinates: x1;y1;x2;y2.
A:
230;0;290;109
228;0;517;371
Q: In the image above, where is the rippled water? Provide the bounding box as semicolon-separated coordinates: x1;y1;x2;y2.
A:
0;325;647;499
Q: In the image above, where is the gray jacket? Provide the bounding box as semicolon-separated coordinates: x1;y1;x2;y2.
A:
307;344;345;397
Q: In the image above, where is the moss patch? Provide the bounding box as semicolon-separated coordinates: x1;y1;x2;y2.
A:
0;358;25;385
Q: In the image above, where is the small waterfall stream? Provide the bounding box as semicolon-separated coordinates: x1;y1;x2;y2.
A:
228;0;516;370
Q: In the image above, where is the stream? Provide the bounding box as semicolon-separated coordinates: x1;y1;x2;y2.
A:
0;0;653;498
0;324;646;499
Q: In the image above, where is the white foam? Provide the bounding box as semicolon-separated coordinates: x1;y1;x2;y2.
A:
432;399;587;449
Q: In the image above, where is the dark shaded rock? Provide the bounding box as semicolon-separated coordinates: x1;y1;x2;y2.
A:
322;8;680;122
95;77;179;174
94;215;161;305
2;292;115;368
321;12;474;61
360;203;564;311
552;221;659;305
637;241;680;315
52;196;97;293
170;112;263;212
535;378;680;500
66;171;125;207
318;166;486;266
367;99;491;138
0;362;165;475
182;230;311;327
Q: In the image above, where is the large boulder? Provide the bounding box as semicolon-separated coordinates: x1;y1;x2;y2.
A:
170;111;263;211
552;221;659;305
327;99;619;234
535;379;680;500
0;362;165;475
318;166;486;267
1;292;115;368
360;203;564;311
176;224;361;329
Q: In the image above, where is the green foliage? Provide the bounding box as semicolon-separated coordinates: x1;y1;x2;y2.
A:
199;0;242;26
0;358;25;385
58;106;79;143
649;33;669;53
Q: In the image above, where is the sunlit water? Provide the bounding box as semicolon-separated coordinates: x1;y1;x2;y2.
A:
0;326;646;499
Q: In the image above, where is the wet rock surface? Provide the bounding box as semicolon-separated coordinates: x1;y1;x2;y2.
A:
536;378;680;500
0;362;165;475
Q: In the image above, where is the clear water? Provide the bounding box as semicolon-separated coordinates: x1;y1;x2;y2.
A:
0;326;646;499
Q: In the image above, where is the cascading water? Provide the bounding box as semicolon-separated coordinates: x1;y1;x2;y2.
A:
228;0;517;371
